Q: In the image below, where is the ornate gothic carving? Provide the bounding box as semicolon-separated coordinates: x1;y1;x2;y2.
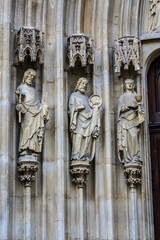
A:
67;34;94;68
15;27;45;66
16;69;49;186
69;77;102;186
70;161;90;188
148;0;160;32
114;36;140;73
124;163;142;188
117;79;145;187
17;155;38;187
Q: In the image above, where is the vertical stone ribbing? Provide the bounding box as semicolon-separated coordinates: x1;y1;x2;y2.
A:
77;187;84;239
101;0;115;238
24;187;31;240
25;0;32;26
41;0;48;239
128;188;138;240
54;0;65;238
0;0;11;239
74;0;82;34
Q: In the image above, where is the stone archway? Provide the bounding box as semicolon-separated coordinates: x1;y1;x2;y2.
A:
148;56;160;240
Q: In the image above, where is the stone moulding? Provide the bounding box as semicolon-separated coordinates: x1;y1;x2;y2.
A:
67;34;94;68
17;155;39;187
114;36;140;73
14;26;45;66
70;160;90;188
123;163;142;188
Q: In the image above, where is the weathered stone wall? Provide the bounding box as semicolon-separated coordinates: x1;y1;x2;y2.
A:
0;0;155;239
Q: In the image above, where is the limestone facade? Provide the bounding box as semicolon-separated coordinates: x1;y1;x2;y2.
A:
0;0;157;239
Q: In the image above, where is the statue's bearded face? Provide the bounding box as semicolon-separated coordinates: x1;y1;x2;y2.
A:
78;80;88;93
25;72;35;85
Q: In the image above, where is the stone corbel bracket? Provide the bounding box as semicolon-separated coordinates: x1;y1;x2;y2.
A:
17;155;39;187
123;163;142;188
70;161;90;188
14;26;45;66
114;36;140;74
67;34;94;68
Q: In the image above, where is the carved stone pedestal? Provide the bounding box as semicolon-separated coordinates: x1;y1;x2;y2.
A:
17;155;39;187
123;163;141;240
124;163;142;189
70;160;90;239
70;160;90;188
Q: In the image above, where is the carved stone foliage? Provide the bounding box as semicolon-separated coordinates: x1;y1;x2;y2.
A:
117;79;145;188
67;34;94;68
69;77;102;186
124;163;142;188
16;69;49;186
15;27;45;66
70;161;90;188
148;0;160;32
18;155;38;187
114;36;140;73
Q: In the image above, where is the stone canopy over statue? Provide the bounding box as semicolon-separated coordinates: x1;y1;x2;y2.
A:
69;77;102;162
117;79;145;165
16;69;49;157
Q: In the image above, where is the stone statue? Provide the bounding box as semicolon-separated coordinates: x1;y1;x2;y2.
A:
16;69;49;157
69;77;102;162
148;0;160;32
117;79;145;165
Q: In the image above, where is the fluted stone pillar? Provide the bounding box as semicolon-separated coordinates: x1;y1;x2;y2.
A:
0;0;11;239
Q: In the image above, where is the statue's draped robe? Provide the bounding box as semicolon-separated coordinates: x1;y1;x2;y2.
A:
69;92;100;161
149;0;160;32
117;91;142;164
16;84;44;153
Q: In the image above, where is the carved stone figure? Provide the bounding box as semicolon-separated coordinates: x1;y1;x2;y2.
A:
148;0;160;32
16;69;49;157
117;79;145;165
69;77;102;162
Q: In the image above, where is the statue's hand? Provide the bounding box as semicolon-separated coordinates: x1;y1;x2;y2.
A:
76;105;85;111
138;109;144;115
15;88;25;96
43;115;48;124
92;126;99;139
121;106;129;112
43;104;49;123
16;103;26;114
129;104;138;109
70;123;76;132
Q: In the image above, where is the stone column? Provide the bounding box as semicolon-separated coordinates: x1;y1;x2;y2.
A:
23;186;32;240
25;0;32;26
70;161;90;240
0;0;11;239
128;187;138;240
124;164;141;240
77;186;84;240
54;0;65;238
101;0;114;238
74;0;82;34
